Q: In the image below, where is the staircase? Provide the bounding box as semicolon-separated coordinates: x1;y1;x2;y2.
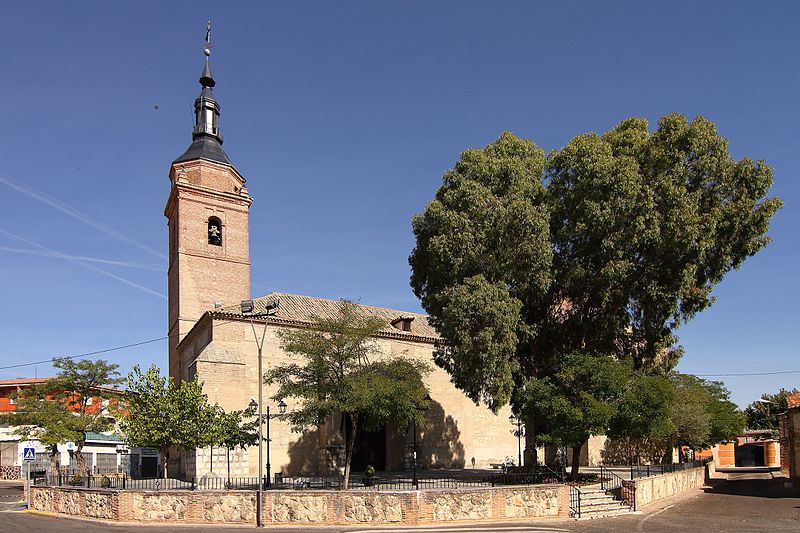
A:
576;488;633;519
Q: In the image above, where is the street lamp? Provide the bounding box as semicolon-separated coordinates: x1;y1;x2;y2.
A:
412;393;432;489
509;414;524;467
241;298;279;528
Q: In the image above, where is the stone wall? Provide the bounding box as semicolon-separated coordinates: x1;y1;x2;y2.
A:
621;464;707;508
0;465;20;480
30;484;568;525
30;486;120;519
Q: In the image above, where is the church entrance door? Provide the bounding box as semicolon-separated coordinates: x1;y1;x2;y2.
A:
347;418;386;472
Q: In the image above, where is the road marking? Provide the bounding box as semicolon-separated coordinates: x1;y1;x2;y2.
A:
636;504;674;531
350;523;569;533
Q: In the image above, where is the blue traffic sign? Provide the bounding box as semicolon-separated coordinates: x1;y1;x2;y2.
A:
22;447;35;462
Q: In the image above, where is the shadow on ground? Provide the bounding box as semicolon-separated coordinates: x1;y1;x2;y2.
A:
704;475;800;499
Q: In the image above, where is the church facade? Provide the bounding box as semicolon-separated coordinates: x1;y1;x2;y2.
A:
166;45;517;479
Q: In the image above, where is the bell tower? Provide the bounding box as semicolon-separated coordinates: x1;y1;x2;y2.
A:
165;26;252;380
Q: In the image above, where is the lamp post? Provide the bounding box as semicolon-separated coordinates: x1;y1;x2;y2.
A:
241;298;279;528
756;398;772;427
509;414;523;467
412;393;432;489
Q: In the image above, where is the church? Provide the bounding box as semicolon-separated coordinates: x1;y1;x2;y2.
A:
165;41;517;479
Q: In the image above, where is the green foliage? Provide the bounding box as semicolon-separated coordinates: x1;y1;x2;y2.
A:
213;404;259;451
410;115;781;411
119;364;218;477
609;373;674;443
364;465;375;478
266;300;430;488
668;373;744;450
1;358;123;472
515;352;630;474
744;388;798;431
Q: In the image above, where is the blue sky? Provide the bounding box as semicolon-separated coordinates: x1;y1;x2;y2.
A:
1;1;797;407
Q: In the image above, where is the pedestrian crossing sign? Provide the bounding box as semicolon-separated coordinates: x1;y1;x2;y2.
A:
23;447;35;462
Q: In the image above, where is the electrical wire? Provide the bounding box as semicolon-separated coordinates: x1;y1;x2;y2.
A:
0;319;244;371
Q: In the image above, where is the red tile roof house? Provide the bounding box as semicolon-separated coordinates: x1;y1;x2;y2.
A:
0;378;134;480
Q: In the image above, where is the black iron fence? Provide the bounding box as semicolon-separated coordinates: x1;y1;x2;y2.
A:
569;485;582;518
34;467;565;492
629;459;708;480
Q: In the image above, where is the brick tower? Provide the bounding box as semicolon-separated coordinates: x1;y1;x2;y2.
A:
164;36;252;381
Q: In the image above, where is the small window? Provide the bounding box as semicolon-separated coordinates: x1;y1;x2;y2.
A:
208;217;222;246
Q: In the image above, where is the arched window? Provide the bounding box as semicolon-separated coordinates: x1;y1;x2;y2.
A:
208;217;222;246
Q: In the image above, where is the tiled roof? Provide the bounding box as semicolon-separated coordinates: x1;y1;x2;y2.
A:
0;378;124;395
0;378;52;387
212;292;440;343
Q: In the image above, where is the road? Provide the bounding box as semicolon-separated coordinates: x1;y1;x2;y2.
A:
1;471;798;532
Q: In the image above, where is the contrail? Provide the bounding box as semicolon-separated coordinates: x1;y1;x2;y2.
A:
0;174;166;260
0;246;163;271
0;228;166;300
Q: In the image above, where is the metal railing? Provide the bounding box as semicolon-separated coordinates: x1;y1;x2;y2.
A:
599;465;625;492
34;469;564;492
569;485;582;518
629;459;708;480
599;465;634;512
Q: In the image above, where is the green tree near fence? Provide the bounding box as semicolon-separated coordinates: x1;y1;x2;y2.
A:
120;365;219;479
668;373;744;458
515;352;630;476
410;115;781;428
266;300;431;489
607;373;675;464
2;358;124;474
212;404;259;485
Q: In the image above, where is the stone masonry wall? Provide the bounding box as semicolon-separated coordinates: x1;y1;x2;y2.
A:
622;464;707;508
30;484;568;525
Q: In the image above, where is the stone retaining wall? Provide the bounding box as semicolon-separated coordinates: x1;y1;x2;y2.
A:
30;484;568;525
620;463;707;508
0;465;21;480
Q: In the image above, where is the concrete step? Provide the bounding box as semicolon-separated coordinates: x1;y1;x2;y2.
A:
579;508;634;519
573;489;634;519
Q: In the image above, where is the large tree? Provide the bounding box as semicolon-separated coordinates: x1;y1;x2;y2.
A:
515;352;631;476
607;373;674;464
119;365;219;478
668;373;744;456
3;358;124;473
266;300;430;489
410;114;781;413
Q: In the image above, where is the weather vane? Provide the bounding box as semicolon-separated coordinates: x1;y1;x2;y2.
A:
204;20;213;56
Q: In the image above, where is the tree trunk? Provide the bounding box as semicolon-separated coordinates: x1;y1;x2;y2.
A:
74;444;88;477
161;447;169;479
342;413;358;490
49;444;60;473
227;447;231;485
571;444;581;478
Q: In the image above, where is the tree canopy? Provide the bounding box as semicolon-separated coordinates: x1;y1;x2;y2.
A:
120;365;218;478
515;352;631;475
668;373;744;452
410;114;781;411
266;300;430;489
744;388;798;432
2;358;123;472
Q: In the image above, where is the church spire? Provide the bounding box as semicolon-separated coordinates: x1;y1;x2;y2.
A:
174;21;232;166
193;21;222;142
